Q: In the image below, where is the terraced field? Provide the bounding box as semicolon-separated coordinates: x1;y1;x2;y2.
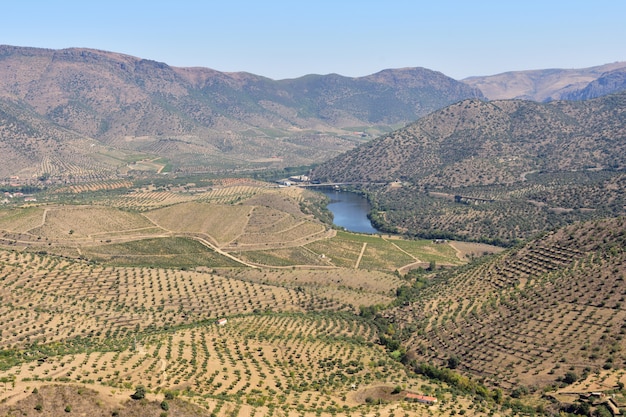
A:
391;217;626;390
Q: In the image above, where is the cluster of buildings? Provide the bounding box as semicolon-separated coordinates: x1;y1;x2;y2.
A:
2;191;37;204
277;175;311;187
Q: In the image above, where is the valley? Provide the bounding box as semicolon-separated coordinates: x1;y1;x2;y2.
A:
0;45;626;417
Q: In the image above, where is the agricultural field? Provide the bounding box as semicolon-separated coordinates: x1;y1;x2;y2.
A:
0;245;505;417
0;177;584;417
365;170;626;246
0;181;478;274
389;216;626;392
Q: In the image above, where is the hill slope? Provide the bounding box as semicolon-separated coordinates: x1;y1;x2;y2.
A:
312;93;626;243
313;92;626;185
389;216;626;391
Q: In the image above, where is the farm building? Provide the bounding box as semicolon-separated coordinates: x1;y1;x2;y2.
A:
216;318;228;326
405;393;438;404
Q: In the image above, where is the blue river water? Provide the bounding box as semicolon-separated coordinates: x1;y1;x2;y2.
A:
318;189;379;234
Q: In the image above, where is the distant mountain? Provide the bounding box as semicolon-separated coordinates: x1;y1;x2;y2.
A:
560;67;626;100
0;45;483;178
462;62;626;101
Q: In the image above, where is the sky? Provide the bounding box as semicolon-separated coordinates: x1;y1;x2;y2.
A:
2;0;626;80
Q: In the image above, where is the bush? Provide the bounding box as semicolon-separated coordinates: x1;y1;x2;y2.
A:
563;371;578;385
130;385;146;400
34;403;43;412
160;400;169;411
447;356;460;369
65;405;72;412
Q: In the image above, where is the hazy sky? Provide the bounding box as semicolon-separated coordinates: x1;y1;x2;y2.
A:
3;0;625;80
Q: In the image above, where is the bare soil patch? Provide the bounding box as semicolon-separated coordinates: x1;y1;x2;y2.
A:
351;385;407;404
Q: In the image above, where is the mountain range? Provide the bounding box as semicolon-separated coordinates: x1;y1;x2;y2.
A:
1;45;626;180
0;45;483;178
463;61;626;101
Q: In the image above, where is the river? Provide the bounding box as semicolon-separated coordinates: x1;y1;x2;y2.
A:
317;189;379;234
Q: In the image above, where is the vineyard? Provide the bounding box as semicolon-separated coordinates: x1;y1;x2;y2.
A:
3;178;620;416
0;182;472;274
0;246;495;417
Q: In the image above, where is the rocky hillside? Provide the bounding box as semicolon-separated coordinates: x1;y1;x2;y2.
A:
0;45;483;177
463;62;626;101
312;92;626;186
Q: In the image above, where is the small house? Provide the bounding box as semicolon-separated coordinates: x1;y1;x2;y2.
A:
216;318;228;326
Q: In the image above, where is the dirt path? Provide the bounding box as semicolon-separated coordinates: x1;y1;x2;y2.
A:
383;237;421;262
189;235;259;269
396;260;430;274
225;205;256;246
158;358;168;387
448;240;504;261
143;214;257;268
355;242;367;269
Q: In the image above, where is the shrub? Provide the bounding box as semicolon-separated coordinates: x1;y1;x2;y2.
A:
160;400;169;411
130;385;146;400
563;371;578;385
447;356;460;369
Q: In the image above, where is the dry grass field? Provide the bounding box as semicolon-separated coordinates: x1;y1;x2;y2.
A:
225;268;405;310
0;182;472;273
146;202;254;246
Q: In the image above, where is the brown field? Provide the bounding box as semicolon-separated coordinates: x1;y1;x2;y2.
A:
225;268;404;309
448;240;505;260
0;247;483;417
30;206;156;239
146;202;253;246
